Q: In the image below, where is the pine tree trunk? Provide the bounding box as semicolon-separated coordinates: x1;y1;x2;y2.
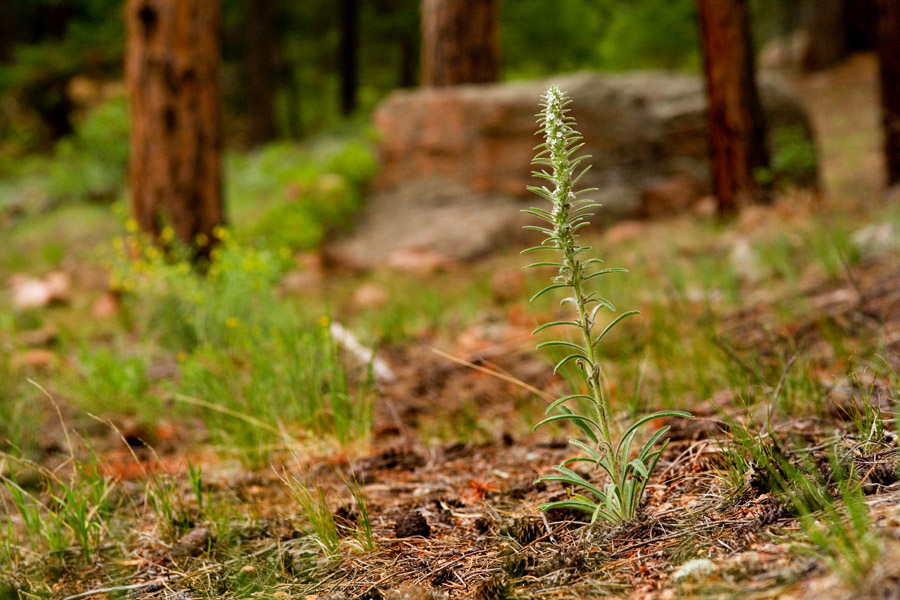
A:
339;0;360;115
801;0;847;71
246;0;278;145
125;0;224;258
877;0;900;186
0;0;14;63
697;0;769;215
421;0;499;87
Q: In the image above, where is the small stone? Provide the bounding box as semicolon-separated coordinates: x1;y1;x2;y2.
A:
172;526;213;558
385;248;453;274
729;239;761;283
43;271;70;301
92;292;120;319
852;223;897;257
8;271;70;309
671;558;716;582
393;510;430;538
352;283;389;310
691;195;717;217
9;276;52;309
10;349;57;371
18;327;58;347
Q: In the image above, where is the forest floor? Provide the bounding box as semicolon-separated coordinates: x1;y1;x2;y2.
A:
2;55;900;600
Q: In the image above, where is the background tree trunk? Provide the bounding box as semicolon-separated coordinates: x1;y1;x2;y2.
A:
877;0;900;186
801;0;846;71
421;0;499;87
0;0;14;63
697;0;769;215
245;0;278;145
125;0;224;257
798;0;877;72
338;0;360;115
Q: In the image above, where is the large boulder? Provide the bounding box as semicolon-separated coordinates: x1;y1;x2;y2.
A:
327;71;816;269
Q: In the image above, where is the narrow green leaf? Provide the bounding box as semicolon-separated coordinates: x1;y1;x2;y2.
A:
560;456;596;466
572;164;593;184
536;340;586;354
535;474;606;501
583;267;629;280
568;439;604;462
638;426;672;461
532;411;600;433
617;428;638;472
531;320;580;335
523;225;554;235
537;499;597;515
521;245;555;254
628;458;649;479
530;283;569;303
521;204;554;216
543;394;595;414
637;441;670;502
533;409;599;444
572;222;591;233
591;310;640;346
620;410;692;446
591;502;617;525
552;353;586;374
559;406;600;444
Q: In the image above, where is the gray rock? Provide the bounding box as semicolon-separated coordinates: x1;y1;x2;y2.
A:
330;71;816;269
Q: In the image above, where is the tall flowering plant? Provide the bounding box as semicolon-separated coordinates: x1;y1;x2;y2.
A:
524;85;690;524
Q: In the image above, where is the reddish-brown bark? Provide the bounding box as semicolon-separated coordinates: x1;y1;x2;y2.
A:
421;0;499;87
697;0;769;214
125;0;224;257
877;0;900;186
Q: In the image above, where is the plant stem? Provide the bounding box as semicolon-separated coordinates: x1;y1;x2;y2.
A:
571;270;613;457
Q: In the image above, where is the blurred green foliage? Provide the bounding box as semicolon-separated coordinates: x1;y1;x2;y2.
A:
104;231;372;464
504;0;700;76
46;95;130;202
0;0;802;229
228;136;378;250
0;0;718;157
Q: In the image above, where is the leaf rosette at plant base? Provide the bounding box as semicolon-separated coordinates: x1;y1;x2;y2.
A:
524;85;690;525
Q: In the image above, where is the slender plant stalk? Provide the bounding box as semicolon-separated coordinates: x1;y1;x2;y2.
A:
525;85;689;524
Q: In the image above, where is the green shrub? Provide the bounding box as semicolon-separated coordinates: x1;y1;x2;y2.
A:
46;95;130;202
228;137;376;251
110;233;371;466
598;0;699;71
